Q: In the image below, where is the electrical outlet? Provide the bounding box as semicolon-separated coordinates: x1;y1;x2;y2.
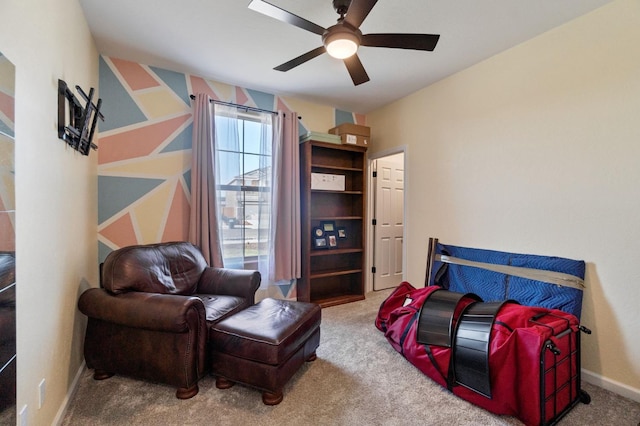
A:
19;404;27;426
38;379;46;409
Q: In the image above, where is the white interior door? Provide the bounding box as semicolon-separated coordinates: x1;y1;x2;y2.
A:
373;153;405;290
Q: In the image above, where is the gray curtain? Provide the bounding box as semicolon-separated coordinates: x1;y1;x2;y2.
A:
189;94;223;267
269;111;301;283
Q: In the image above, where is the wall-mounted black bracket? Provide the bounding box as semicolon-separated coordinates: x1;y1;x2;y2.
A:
57;79;104;156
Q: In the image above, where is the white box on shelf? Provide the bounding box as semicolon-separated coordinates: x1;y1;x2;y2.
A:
311;173;345;191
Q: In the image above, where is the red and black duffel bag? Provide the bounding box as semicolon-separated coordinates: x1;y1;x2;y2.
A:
376;281;591;426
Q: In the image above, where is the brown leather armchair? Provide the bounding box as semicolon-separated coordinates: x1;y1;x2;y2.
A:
78;242;260;399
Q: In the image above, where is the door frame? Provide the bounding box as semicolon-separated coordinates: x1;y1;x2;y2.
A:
366;145;408;293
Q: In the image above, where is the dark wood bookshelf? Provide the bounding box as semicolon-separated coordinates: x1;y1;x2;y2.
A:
298;141;367;307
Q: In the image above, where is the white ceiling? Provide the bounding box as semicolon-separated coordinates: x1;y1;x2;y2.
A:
79;0;611;114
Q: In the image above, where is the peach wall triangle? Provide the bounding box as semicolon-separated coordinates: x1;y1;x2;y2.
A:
162;181;190;242
99;213;139;248
110;58;160;91
0;215;15;251
98;114;191;165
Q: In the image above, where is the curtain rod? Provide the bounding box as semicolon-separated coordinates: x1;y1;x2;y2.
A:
190;94;294;117
189;94;301;119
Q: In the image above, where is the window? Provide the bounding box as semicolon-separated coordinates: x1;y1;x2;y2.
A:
214;107;273;270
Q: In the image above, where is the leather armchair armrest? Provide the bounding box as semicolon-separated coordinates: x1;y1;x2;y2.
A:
197;267;260;302
78;288;205;332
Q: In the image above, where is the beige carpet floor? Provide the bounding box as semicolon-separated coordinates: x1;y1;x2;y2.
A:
61;289;640;425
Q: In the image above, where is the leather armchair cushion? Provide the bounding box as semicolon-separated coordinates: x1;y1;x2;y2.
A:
194;294;248;323
210;298;321;365
102;242;207;295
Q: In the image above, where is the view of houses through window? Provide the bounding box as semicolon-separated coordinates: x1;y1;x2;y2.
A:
214;110;273;270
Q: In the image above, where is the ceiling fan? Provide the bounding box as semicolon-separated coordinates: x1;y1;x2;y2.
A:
248;0;440;86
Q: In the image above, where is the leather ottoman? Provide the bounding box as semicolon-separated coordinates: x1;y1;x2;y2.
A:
209;298;321;405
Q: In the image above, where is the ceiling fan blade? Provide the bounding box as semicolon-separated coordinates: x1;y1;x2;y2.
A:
344;0;378;29
248;0;326;35
361;33;440;51
343;54;370;86
274;46;327;72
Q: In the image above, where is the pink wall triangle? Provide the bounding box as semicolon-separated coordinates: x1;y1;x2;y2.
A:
235;87;249;105
190;76;218;100
0;91;15;123
277;98;292;114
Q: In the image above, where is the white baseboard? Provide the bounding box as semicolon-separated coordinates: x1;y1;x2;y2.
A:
582;368;640;403
53;361;86;426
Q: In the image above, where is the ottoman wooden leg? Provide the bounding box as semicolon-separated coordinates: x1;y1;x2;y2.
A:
262;390;284;405
216;376;235;389
307;351;317;362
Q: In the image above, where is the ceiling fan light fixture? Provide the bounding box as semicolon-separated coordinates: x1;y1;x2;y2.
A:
326;36;358;59
323;27;360;59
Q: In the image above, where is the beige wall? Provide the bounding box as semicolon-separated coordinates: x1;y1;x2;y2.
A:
368;0;640;399
0;0;99;424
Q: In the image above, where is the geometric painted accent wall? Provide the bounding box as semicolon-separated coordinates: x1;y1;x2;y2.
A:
98;57;194;262
97;56;367;297
97;56;365;261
